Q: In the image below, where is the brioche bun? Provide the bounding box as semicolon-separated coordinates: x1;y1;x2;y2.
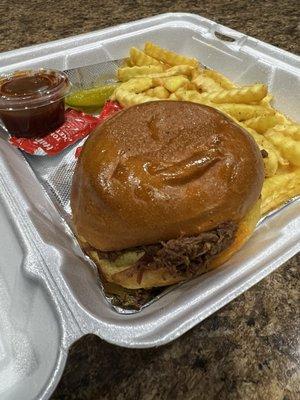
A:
71;101;264;289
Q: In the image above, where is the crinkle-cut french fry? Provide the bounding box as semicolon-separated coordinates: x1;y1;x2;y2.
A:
117;65;164;81
152;77;164;87
174;89;243;120
266;109;293;125
193;73;223;92
120;58;133;67
244;127;279;177
191;68;201;80
244;113;286;134
195;84;268;104
259;93;273;108
272;111;293;125
158;75;190;92
145;86;169;99
204;69;236;89
241;124;288;167
218;103;275;121
175;89;250;127
115;89;160;107
112;77;154;105
148;65;195;78
174;88;214;106
113;77;158;107
129;47;162;66
144;42;199;67
116;77;154;93
267;124;300;141
261;169;300;214
175;89;234;118
265;131;300;167
185;82;198;90
168;93;178;100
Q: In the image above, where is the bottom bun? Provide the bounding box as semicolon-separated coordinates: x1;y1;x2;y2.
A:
82;200;261;290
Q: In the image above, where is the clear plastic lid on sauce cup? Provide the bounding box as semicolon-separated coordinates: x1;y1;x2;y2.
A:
0;69;70;138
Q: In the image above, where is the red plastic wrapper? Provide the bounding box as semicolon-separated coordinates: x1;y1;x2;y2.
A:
9;101;122;156
75;100;123;158
97;100;123;123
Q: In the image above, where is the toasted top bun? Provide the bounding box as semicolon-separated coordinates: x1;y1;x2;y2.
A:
71;101;264;251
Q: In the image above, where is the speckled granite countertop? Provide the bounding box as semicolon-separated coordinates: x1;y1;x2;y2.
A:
1;1;299;399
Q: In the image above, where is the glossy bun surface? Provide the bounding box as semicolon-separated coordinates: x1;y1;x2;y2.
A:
71;101;264;251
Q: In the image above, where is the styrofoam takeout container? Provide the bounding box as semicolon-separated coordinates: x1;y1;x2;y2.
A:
0;13;299;400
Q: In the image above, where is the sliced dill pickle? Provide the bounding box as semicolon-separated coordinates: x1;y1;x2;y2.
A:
66;84;118;108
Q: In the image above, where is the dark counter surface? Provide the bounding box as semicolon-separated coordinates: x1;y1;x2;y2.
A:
1;1;299;399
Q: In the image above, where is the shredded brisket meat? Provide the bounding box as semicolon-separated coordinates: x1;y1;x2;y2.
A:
95;222;237;277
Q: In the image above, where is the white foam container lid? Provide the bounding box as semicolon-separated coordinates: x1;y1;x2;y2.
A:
0;13;299;400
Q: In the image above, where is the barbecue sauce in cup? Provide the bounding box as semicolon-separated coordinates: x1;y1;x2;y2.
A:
0;69;70;138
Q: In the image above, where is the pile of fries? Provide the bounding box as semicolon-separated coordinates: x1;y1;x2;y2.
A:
110;42;300;215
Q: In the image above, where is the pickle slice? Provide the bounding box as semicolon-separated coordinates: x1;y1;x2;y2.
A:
66;84;118;108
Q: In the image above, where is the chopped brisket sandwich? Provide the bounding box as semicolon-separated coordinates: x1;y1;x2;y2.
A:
71;101;264;289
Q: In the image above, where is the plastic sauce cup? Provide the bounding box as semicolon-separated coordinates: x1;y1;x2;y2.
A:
0;69;70;138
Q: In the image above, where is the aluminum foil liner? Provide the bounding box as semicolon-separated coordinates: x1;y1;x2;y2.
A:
65;59;123;89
